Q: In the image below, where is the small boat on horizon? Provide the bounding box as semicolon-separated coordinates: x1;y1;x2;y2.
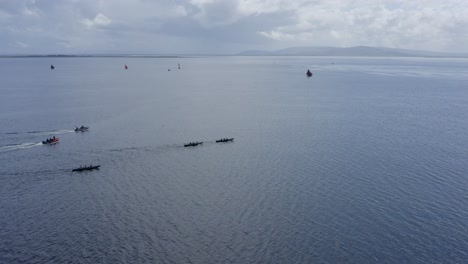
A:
216;138;234;143
125;64;128;69
306;69;313;77
51;65;55;70
72;165;100;172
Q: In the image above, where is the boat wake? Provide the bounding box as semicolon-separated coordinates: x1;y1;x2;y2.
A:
26;129;75;136
1;168;71;177
0;142;43;153
4;129;75;136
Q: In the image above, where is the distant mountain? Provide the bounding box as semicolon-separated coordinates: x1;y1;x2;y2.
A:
237;46;468;58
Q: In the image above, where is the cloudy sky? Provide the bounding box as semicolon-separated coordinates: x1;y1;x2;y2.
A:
1;0;468;54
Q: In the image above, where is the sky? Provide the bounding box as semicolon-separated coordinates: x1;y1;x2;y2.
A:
1;0;468;54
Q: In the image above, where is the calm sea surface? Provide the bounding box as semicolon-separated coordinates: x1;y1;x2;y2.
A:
1;56;468;263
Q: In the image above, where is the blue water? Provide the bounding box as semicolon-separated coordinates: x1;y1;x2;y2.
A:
1;56;468;263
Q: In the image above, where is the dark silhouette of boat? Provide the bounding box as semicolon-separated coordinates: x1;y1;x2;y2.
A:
184;142;203;147
125;65;128;69
51;65;55;70
306;69;313;77
216;138;234;143
42;137;59;145
72;165;100;172
75;126;89;132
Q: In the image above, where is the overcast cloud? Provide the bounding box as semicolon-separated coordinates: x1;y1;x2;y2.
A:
1;0;467;54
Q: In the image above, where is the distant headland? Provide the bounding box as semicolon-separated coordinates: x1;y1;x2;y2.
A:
236;46;468;58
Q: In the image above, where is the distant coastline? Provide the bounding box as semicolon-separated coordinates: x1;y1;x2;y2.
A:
2;46;468;58
236;46;468;58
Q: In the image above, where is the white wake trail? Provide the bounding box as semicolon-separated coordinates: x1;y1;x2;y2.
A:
0;142;43;153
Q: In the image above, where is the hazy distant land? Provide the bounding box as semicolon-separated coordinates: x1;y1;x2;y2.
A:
237;46;468;58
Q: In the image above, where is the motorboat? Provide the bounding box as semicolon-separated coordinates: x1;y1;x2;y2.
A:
75;126;89;132
216;138;234;143
72;165;100;172
42;137;59;145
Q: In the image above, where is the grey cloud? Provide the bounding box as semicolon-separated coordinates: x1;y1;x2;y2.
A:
191;0;241;27
1;0;468;54
258;1;468;52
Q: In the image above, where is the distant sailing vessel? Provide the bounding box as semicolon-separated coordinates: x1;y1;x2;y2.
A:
306;69;313;77
178;63;181;69
125;65;128;69
50;65;55;70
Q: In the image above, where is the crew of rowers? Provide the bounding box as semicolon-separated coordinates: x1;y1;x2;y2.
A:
78;165;93;169
218;138;230;141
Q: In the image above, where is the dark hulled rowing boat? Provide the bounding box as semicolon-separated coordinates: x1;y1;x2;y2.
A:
216;138;234;143
184;142;203;147
72;165;100;172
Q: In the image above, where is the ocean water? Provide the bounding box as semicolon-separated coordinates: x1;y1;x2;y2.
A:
1;56;468;263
